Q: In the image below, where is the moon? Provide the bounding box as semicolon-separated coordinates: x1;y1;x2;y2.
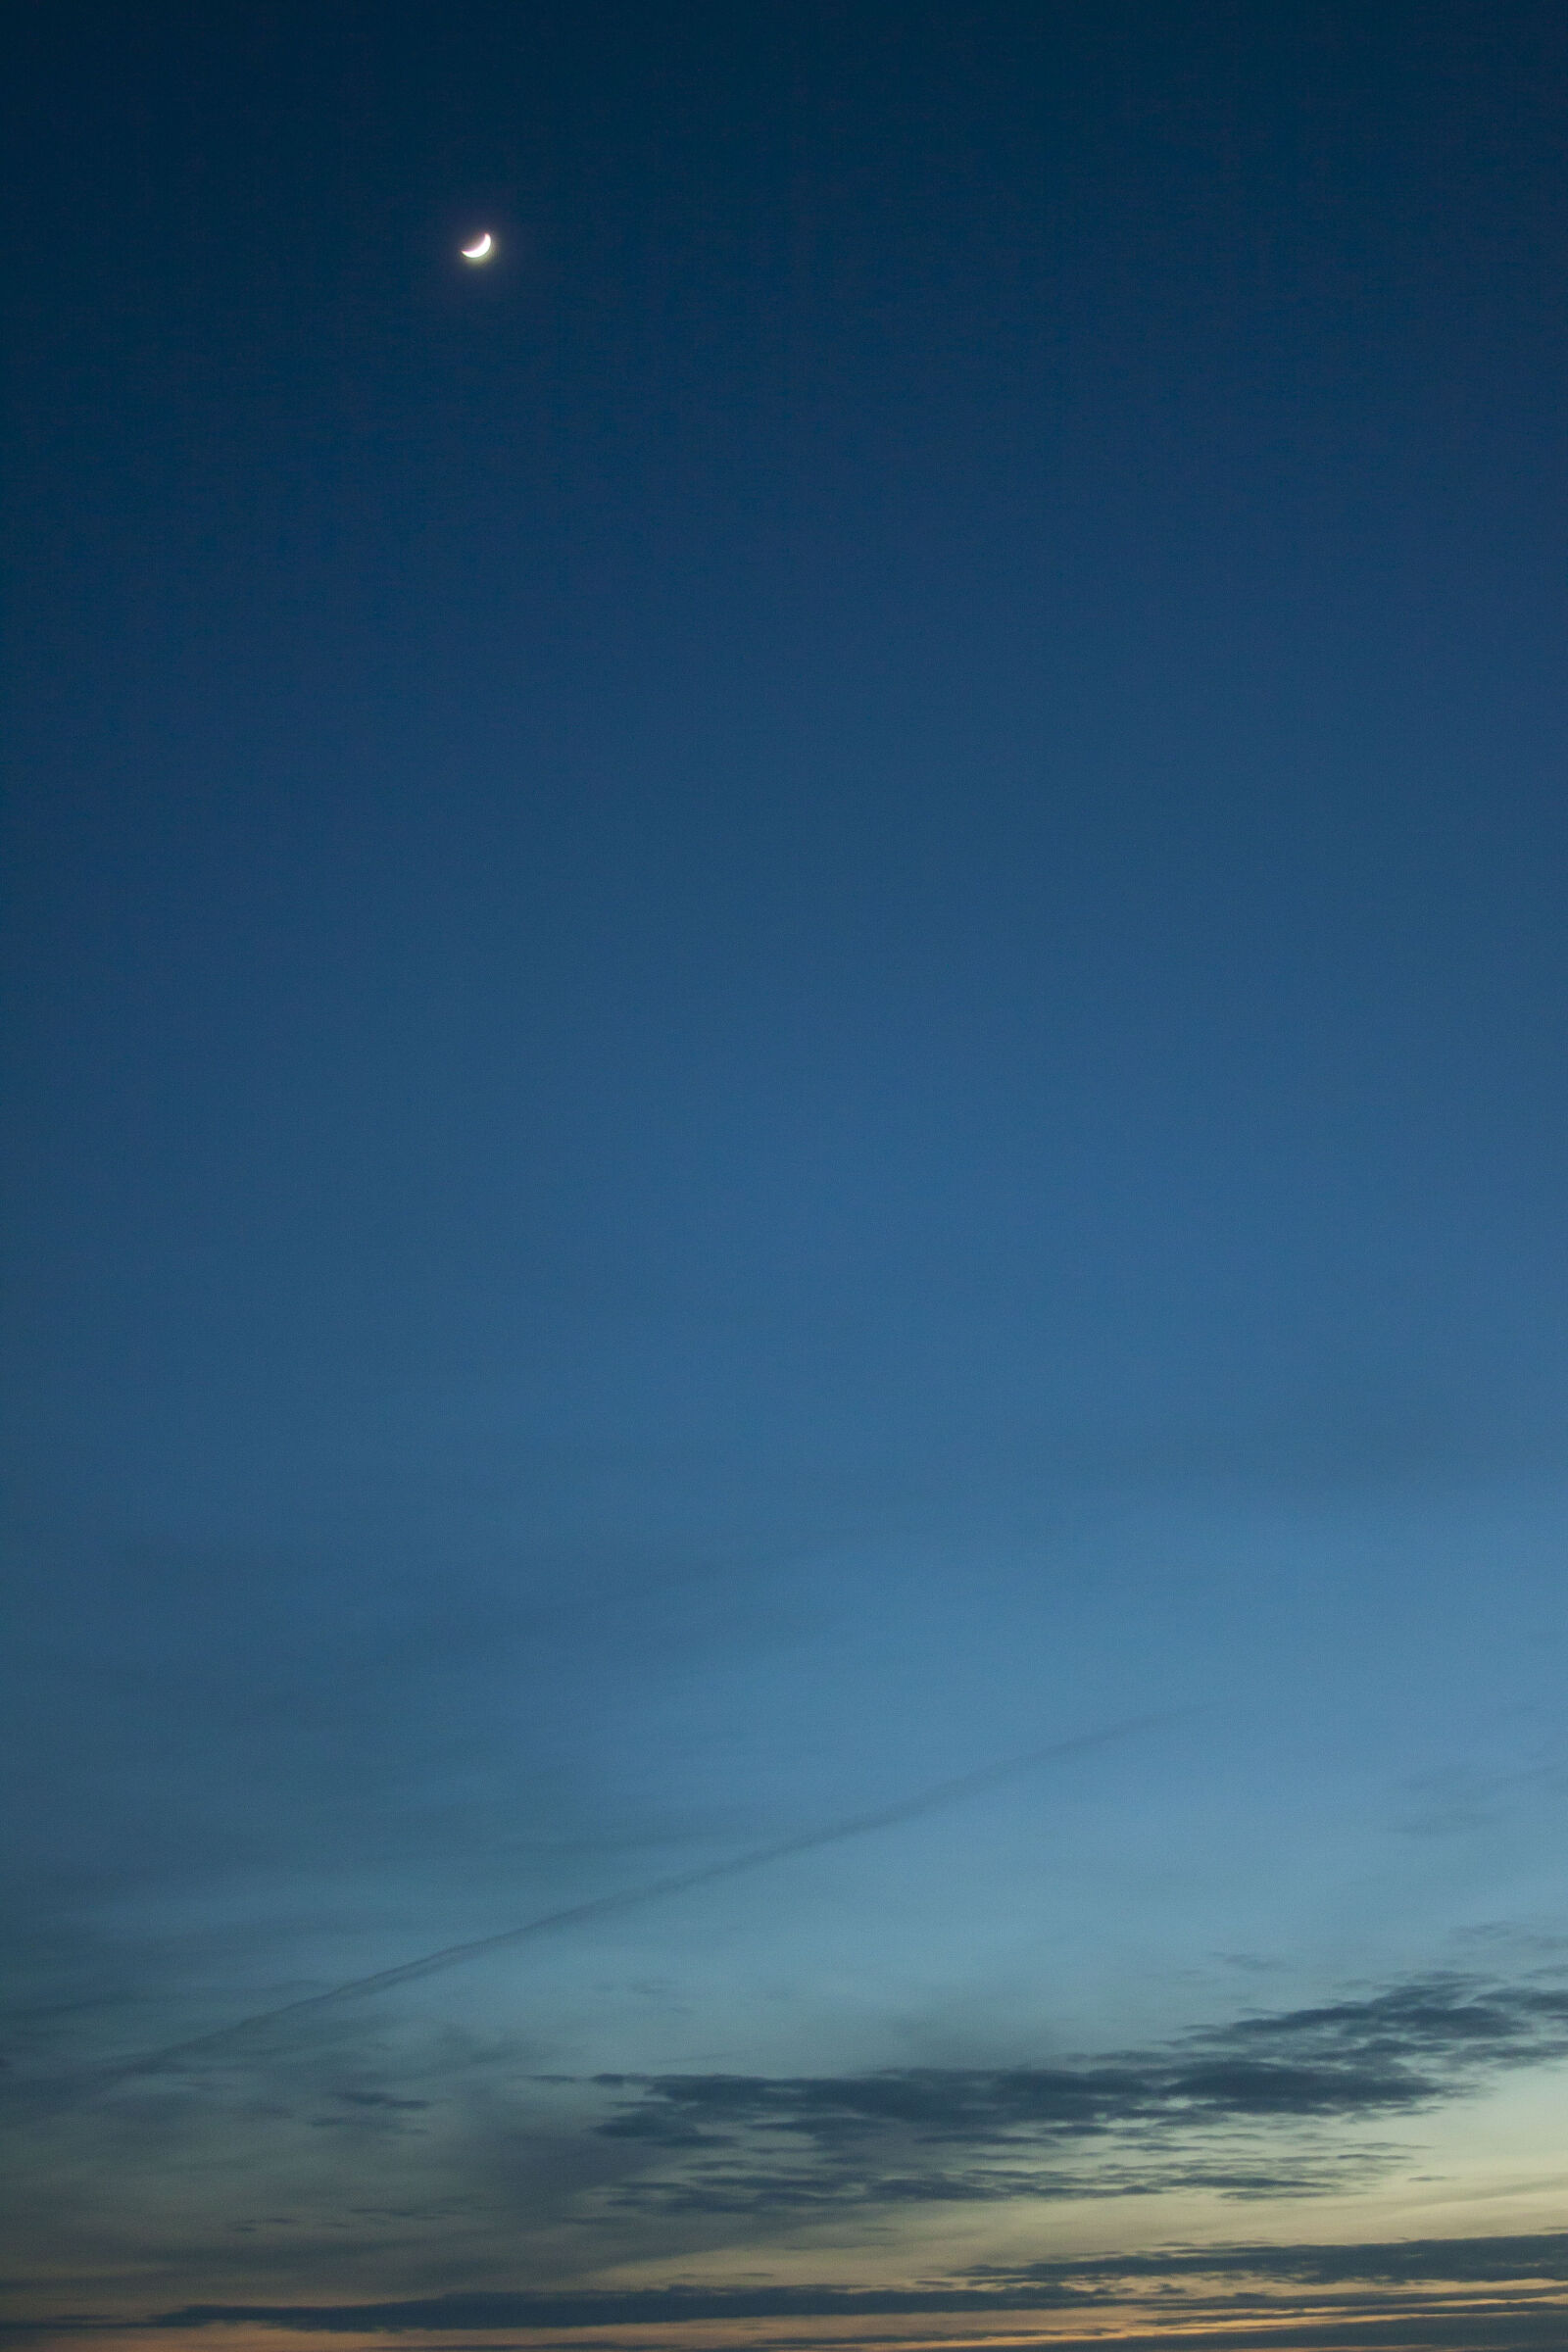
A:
460;231;494;263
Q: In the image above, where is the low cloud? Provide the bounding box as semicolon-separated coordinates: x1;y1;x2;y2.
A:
973;2229;1568;2288
16;2229;1563;2338
577;1972;1568;2215
7;1972;1566;2325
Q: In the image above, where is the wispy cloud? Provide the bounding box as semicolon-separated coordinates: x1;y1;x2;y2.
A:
573;1972;1568;2214
7;1968;1565;2325
971;2229;1568;2288
109;1722;1174;2083
9;2229;1565;2341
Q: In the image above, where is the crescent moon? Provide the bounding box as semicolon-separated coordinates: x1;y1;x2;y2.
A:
461;231;494;262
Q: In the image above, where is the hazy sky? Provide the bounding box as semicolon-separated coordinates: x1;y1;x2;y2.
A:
4;6;1567;2349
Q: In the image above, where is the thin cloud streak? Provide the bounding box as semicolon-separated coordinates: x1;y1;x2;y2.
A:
119;1717;1178;2079
10;2229;1565;2341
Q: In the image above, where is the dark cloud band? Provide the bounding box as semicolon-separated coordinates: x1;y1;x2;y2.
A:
25;2230;1565;2334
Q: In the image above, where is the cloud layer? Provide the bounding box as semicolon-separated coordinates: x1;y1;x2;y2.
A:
8;1952;1567;2332
11;2229;1563;2346
576;1973;1568;2214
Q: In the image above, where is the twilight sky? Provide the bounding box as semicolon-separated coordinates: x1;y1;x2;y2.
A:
3;6;1567;2349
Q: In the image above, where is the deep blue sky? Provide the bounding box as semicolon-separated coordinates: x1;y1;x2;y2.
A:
4;6;1568;2347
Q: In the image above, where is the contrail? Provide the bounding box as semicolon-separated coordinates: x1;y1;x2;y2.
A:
118;1714;1176;2080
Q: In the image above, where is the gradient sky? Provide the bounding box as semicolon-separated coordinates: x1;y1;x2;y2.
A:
4;6;1568;2349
